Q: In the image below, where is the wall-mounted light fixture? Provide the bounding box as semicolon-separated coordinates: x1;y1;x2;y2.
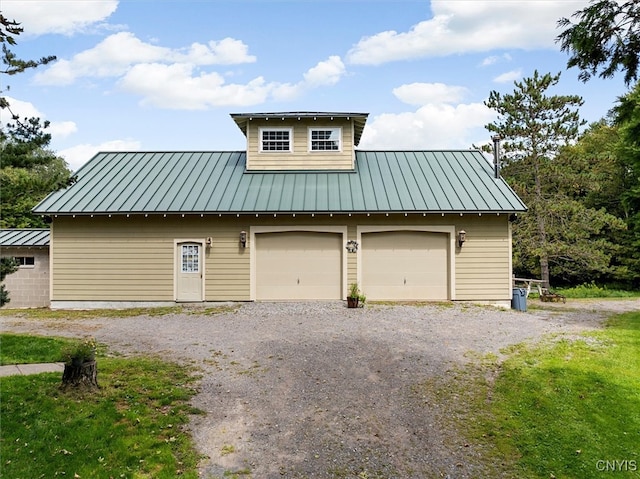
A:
206;237;213;246
457;230;466;247
239;231;247;248
345;240;358;253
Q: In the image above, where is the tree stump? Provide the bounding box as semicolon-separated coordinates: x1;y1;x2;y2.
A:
61;359;99;390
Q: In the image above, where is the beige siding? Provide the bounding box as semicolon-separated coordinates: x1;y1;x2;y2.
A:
51;216;251;301
50;213;512;303
454;216;512;300
0;247;49;308
246;117;354;170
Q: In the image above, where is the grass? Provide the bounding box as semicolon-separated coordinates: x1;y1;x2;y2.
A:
554;282;640;299
0;334;77;365
0;304;240;320
0;334;202;478
425;311;640;478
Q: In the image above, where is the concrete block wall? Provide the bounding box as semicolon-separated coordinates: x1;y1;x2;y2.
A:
1;247;49;308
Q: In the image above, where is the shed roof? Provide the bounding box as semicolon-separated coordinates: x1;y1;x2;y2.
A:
33;150;527;215
0;229;50;247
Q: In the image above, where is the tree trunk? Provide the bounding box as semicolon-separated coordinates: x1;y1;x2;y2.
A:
61;360;99;390
533;157;551;290
540;255;551;290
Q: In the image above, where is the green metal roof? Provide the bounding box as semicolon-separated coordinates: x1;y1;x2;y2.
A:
33;150;527;215
0;229;50;247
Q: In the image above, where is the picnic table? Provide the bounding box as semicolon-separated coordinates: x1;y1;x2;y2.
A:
512;277;566;303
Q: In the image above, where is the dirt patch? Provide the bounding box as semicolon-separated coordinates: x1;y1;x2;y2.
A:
2;299;638;477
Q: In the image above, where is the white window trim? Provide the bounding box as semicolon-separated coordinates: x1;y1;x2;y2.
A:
259;127;293;153
308;127;342;152
14;256;36;268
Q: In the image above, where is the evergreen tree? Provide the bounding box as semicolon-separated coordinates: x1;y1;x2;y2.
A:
0;257;18;306
557;0;640;85
0;13;72;228
485;71;625;288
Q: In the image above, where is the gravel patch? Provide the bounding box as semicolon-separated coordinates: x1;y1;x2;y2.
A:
2;299;638;478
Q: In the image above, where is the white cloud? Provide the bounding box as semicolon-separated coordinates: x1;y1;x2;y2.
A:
393;83;469;106
116;55;346;109
59;139;141;172
359;82;495;150
33;25;345;108
49;121;78;138
2;0;118;36
0;97;77;139
480;53;512;67
303;56;345;87
118;63;271;109
493;69;522;83
184;38;257;65
34;32;256;86
347;1;581;65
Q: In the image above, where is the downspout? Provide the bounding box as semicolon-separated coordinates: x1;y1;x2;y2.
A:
492;134;502;179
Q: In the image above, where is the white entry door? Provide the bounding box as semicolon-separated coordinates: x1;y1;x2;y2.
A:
176;242;203;302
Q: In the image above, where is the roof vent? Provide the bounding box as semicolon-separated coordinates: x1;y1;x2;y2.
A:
492;134;502;179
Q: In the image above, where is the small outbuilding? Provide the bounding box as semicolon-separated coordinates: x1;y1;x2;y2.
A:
0;229;50;308
33;112;526;308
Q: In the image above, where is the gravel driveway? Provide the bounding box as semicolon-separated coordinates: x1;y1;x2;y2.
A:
2;299;639;478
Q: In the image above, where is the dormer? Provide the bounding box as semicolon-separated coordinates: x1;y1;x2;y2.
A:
231;112;368;171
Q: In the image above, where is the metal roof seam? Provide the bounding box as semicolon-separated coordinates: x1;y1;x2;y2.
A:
452;151;484;210
393;151;419;210
139;152;174;211
202;152;236;211
419;152;446;210
56;152;112;212
175;151;205;211
434;151;467;210
112;151;159;212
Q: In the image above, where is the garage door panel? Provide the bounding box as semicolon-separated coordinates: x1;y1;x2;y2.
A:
256;232;342;300
362;231;448;300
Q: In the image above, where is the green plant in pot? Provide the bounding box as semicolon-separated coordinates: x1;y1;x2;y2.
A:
63;337;97;366
347;283;364;308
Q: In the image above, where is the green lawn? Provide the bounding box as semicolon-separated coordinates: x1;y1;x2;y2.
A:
0;334;201;479
448;311;640;478
554;283;640;298
0;333;78;365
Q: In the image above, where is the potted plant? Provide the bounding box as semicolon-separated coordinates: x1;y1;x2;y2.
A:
63;337;97;366
347;283;361;308
61;337;99;389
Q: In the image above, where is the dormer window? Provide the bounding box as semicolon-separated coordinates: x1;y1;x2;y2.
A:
260;128;292;152
309;127;341;152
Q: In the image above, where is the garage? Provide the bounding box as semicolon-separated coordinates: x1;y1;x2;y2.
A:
255;231;343;300
361;231;449;301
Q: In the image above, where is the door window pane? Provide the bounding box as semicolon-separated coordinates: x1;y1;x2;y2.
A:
181;245;199;273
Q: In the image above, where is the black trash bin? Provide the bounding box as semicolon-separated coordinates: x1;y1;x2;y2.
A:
511;288;527;311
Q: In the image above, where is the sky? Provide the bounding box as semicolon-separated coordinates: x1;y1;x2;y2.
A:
2;0;628;172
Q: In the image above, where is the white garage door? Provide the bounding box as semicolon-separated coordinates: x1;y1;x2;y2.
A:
256;232;342;300
362;231;449;300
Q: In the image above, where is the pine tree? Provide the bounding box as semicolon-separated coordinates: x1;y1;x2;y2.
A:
485;71;625;288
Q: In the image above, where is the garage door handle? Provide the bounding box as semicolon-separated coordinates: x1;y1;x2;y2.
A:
404;278;407;285
297;278;300;284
